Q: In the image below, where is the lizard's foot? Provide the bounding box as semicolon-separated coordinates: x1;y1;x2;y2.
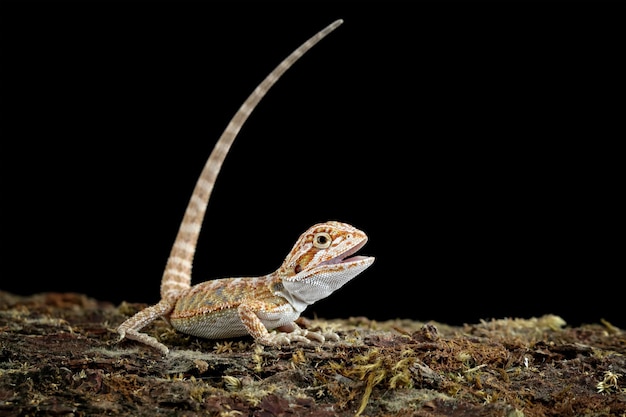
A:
285;322;342;343
257;323;328;346
288;326;325;343
118;329;170;355
257;332;293;346
320;330;340;342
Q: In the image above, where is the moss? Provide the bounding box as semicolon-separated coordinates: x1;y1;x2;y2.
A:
1;290;625;417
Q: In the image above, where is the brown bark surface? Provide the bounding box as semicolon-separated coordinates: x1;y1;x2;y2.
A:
1;290;624;417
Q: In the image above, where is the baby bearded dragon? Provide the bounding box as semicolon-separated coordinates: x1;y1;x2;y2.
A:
117;19;374;355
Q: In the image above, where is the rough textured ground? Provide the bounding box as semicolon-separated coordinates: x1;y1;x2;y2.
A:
0;290;624;417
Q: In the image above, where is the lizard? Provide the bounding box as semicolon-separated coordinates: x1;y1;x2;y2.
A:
117;19;374;355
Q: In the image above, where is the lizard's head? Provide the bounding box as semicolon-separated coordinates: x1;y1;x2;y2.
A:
277;221;374;311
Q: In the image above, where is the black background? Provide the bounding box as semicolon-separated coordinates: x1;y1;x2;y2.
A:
2;3;623;329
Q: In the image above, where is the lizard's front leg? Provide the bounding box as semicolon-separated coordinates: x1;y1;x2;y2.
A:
238;300;326;346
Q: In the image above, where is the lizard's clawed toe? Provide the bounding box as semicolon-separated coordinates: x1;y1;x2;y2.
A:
258;333;291;346
301;330;325;343
321;331;340;342
257;327;332;346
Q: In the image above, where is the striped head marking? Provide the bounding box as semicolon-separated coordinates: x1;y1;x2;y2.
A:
277;221;374;311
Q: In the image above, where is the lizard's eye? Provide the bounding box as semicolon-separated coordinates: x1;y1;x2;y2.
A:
313;232;332;249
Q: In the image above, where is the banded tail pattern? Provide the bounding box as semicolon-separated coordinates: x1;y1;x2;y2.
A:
160;19;344;303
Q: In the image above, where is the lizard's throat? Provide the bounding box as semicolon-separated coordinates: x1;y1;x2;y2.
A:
276;257;374;313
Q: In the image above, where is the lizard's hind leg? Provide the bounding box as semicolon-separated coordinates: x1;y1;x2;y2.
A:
117;299;173;355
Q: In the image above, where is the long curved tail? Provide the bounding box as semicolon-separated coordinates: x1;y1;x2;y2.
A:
160;20;344;302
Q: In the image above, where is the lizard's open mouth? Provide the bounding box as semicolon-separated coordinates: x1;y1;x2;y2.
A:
322;239;372;266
